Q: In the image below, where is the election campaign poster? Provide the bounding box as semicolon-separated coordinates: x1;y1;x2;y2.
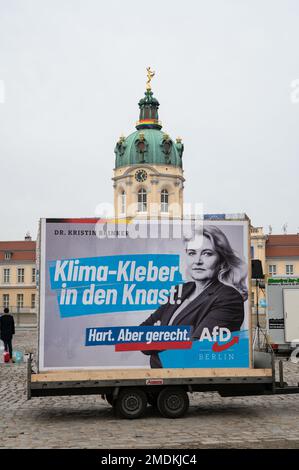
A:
38;217;250;371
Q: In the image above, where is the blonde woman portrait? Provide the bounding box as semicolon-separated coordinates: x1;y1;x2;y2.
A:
141;225;248;368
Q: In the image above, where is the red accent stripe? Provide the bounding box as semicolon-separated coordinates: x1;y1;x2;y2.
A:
46;218;106;224
212;336;239;352
46;218;131;224
115;341;192;352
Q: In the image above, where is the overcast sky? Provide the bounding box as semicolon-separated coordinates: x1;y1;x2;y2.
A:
0;0;298;240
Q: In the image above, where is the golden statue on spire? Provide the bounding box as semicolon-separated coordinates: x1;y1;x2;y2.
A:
146;66;155;90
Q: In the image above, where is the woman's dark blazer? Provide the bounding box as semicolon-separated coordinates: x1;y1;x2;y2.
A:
140;279;245;368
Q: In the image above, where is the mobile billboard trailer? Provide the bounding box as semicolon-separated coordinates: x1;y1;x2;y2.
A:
28;215;299;419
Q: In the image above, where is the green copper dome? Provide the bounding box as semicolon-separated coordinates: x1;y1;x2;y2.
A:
114;129;183;168
114;88;184;169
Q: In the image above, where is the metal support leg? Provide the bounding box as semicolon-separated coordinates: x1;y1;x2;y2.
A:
279;360;284;388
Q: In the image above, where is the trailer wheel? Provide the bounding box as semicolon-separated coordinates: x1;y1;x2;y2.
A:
115;388;147;419
157;388;189;419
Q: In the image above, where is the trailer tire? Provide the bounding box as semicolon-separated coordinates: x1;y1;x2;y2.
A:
115;388;147;419
157;388;189;419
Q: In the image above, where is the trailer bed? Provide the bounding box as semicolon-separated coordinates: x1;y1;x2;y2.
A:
29;367;274;398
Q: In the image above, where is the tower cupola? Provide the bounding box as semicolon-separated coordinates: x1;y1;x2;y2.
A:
136;67;162;130
112;68;185;218
114;68;184;169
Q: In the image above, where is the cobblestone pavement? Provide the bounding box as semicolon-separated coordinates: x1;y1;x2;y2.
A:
0;328;299;449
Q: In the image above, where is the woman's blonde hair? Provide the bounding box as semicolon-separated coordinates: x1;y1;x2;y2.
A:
184;225;248;301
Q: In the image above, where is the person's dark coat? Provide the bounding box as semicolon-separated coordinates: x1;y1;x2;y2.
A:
140;279;244;368
0;314;15;340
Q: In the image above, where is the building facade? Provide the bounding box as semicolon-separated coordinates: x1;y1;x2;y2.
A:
0;235;37;325
250;226;267;273
250;226;268;326
249;229;299;328
266;234;299;277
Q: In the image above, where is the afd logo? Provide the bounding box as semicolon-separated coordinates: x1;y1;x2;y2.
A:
199;327;239;352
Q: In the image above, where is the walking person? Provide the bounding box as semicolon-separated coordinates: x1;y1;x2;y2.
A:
0;308;15;363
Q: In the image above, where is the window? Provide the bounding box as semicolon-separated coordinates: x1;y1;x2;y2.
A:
250;246;254;259
268;265;277;276
137;188;147;212
31;294;36;309
4;252;11;260
120;191;126;215
17;268;25;283
3;268;10;283
3;294;9;309
32;268;36;283
286;265;294;275
161;189;169;213
17;294;24;309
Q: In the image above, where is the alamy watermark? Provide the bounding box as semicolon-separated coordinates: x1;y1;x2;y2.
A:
93;202;205;240
290;79;299;104
0;80;5;104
